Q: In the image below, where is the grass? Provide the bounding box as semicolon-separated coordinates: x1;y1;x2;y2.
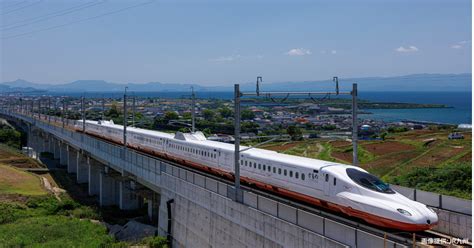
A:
0;163;46;196
0;215;114;247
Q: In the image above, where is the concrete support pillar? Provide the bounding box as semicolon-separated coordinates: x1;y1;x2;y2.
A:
53;139;60;159
48;136;54;153
41;135;48;154
88;158;101;196
147;192;159;225
67;146;77;174
37;135;46;154
76;152;88;184
119;180;140;210
59;143;68;167
30;131;39;159
99;171;119;206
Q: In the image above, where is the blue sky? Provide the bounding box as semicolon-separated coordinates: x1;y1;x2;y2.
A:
0;0;471;85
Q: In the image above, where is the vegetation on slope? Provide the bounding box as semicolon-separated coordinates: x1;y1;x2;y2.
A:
388;162;471;199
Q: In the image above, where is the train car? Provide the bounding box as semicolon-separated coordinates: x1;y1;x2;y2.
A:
76;120;438;231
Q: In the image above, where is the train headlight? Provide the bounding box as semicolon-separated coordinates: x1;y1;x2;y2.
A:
397;208;412;216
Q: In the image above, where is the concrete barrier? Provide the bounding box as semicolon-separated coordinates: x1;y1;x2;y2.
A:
325;219;356;247
417;189;440;207
277;203;297;224
258;196;278;216
297;209;324;235
443;195;471;215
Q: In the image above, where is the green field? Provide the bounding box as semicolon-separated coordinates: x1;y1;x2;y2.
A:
261;129;472;199
0;144;168;248
0;164;46;196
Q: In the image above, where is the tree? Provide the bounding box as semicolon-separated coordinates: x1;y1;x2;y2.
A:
219;107;233;118
241;110;255;120
202;109;215;121
164;111;179;120
287;125;303;141
107;102;119;118
182;112;192;119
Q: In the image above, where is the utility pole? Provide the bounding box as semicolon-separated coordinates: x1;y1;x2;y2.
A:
351;83;358;166
101;95;105;121
233;84;242;202
123;87;128;147
132;93;136;127
191;87;196;133
30;100;33;117
81;96;86;132
38;98;41;120
62;100;66;128
48;97;51;123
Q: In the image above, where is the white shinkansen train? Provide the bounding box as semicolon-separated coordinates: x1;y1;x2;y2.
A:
76;119;438;231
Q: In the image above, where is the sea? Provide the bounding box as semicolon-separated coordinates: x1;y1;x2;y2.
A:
43;91;472;125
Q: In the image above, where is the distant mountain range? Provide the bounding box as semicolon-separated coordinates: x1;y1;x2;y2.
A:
1;73;471;93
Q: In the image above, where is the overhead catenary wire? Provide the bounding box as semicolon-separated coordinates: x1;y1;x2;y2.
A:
2;0;154;40
1;0;42;15
1;0;107;31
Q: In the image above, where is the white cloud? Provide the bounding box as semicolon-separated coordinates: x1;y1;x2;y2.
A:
286;48;311;56
209;54;263;62
395;46;419;53
451;40;470;49
320;50;337;55
209;55;241;62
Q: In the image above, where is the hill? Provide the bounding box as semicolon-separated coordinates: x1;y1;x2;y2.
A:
1;73;471;93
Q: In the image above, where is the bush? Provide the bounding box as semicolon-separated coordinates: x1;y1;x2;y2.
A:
389;162;471;199
0;202;31;224
0;216;115;247
387;126;408;133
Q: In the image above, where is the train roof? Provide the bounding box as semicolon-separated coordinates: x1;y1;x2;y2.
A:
82;120;354;171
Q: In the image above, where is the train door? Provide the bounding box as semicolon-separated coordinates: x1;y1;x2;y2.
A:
323;173;330;196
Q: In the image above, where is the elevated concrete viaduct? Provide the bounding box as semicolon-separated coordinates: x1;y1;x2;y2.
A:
1;110;471;248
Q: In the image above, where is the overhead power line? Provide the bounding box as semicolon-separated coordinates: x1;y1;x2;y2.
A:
1;1;106;31
1;0;42;15
2;0;154;40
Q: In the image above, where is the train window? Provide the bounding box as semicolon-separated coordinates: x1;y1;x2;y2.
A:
263;165;266;170
240;160;243;165
244;161;247;166
253;163;256;169
258;164;261;170
289;171;293;177
273;167;276;173
267;166;270;172
278;168;281;174
346;168;395;194
325;174;329;182
295;172;299;179
284;169;287;176
333;178;336;186
301;174;305;180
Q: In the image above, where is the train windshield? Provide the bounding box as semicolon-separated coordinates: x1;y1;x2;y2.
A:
346;168;395;194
